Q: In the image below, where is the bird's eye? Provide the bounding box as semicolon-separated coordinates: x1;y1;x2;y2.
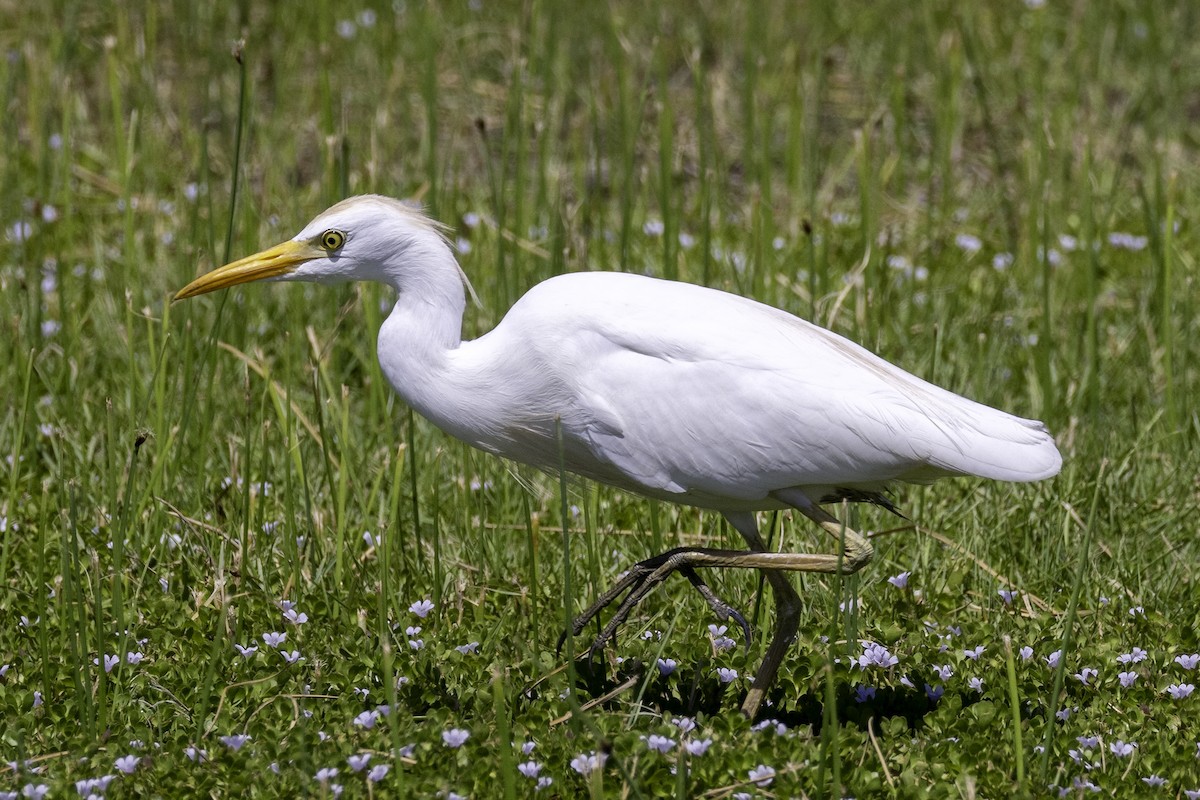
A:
321;229;346;250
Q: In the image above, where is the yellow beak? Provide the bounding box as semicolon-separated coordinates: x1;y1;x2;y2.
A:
173;239;323;301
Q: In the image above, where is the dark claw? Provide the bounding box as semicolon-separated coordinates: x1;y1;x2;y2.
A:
558;547;755;661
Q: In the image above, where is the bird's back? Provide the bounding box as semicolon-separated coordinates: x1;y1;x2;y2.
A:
449;271;1061;510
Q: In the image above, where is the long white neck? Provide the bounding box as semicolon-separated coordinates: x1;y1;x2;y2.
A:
374;232;474;431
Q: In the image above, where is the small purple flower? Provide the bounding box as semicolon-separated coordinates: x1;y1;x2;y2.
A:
887;571;910;589
1117;647;1148;664
925;684;944;701
1184;790;1200;800
455;642;480;655
1119;671;1138;688
1019;646;1034;661
968;677;984;693
1110;740;1136;757
315;767;338;783
409;599;434;618
1045;650;1062;669
964;646;985;661
368;764;390;782
518;761;542;778
933;664;953;681
644;734;675;753
858;642;899;669
185;746;207;762
262;631;287;648
347;753;371;772
657;658;677;677
998;589;1018;604
234;643;258;658
353;711;378;729
748;764;776;787
281;650;303;664
672;717;696;734
1129;605;1145;617
284;608;308;625
1175;654;1200;670
20;785;48;800
685;738;713;756
125;651;144;665
114;755;140;774
1074;667;1098;685
442;728;470;748
855;685;876;703
1142;775;1167;787
1166;683;1195;700
95;654;119;673
716;667;738;683
1077;735;1099;749
220;734;251;751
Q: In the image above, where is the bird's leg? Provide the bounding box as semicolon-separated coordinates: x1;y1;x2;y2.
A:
725;500;874;719
723;511;802;720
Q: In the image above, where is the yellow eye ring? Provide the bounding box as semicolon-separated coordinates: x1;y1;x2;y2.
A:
321;229;346;250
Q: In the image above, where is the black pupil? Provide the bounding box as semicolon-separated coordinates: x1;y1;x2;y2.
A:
326;234;338;247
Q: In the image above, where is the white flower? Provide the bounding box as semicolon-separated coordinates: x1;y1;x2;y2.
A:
954;233;982;254
570;751;607;775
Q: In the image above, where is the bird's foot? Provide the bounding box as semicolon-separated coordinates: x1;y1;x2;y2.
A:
556;547;753;660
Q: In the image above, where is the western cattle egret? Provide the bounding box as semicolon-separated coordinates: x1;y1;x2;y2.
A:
174;195;1061;718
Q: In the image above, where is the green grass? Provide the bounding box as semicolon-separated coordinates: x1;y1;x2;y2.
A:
2;1;1199;797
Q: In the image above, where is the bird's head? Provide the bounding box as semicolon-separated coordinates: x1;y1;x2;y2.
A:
173;195;463;301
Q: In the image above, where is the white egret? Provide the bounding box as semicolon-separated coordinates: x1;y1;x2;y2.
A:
174;195;1061;718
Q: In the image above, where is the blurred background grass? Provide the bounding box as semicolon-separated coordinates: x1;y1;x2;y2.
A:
2;1;1198;796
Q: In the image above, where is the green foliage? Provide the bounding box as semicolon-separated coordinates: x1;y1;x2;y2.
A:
2;0;1198;797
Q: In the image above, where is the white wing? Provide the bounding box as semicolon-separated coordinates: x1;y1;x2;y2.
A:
440;272;1061;510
